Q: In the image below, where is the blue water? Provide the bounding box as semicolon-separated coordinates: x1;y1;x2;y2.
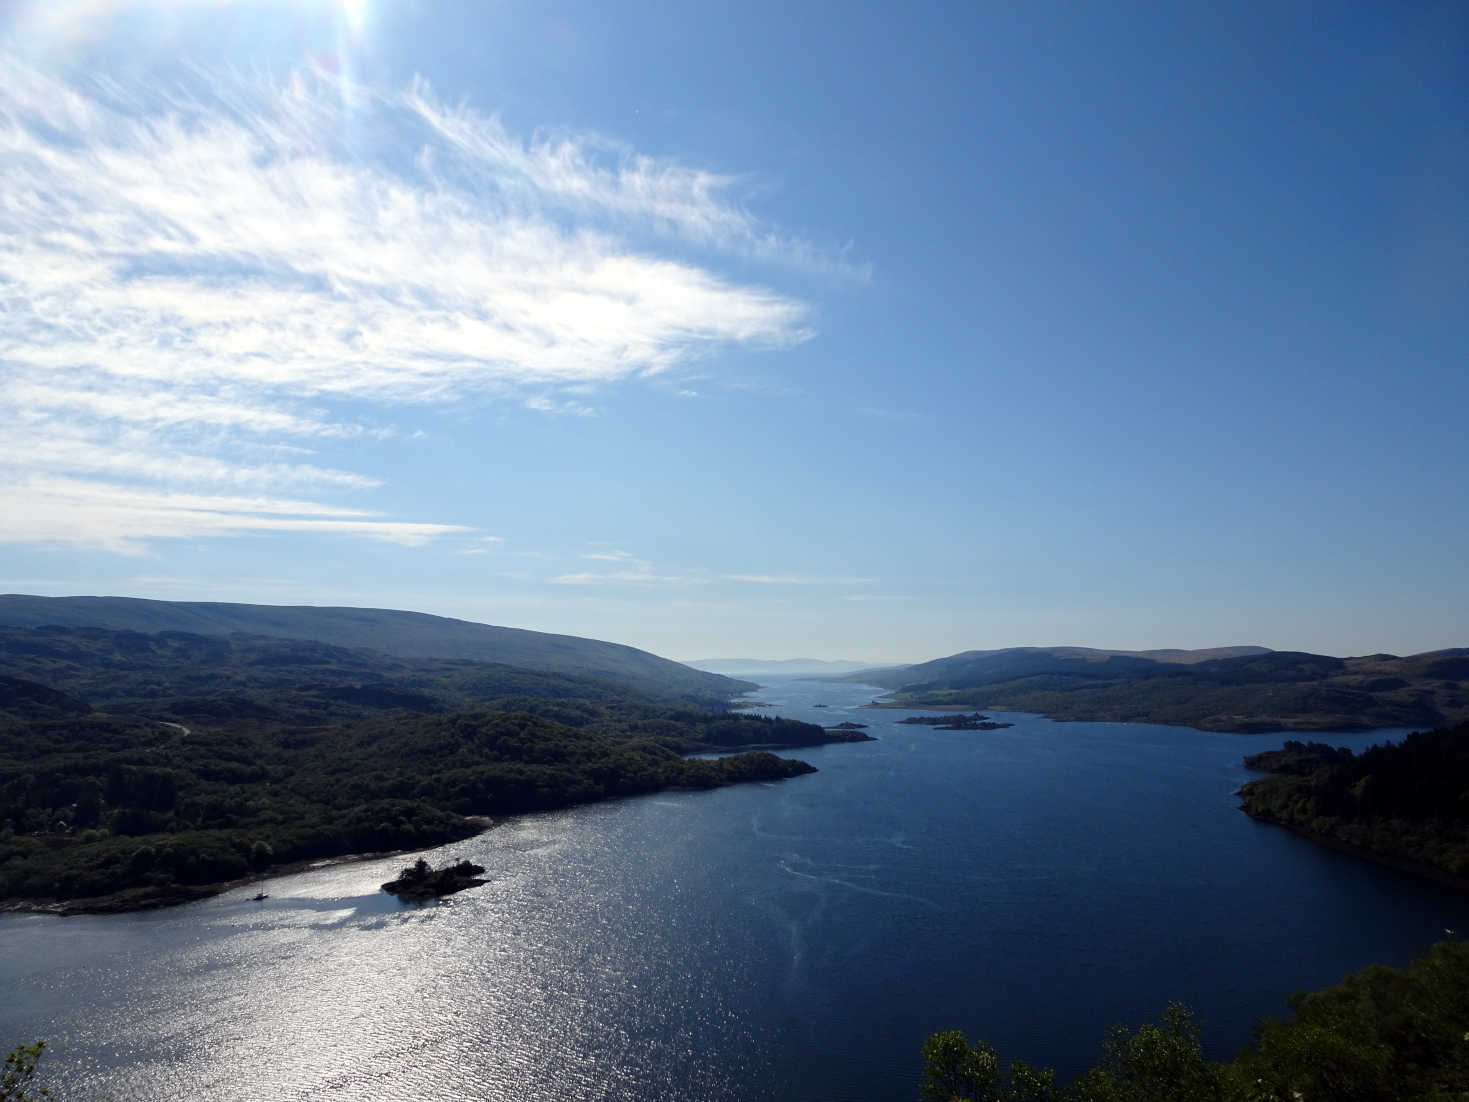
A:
2;677;1465;1101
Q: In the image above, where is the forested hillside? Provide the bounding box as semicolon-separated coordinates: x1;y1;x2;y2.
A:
1238;721;1469;885
0;626;845;912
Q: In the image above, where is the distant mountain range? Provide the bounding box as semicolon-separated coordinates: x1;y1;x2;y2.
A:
843;644;1469;732
685;658;877;677
0;595;750;702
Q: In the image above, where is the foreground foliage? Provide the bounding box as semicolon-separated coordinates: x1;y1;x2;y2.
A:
921;939;1469;1100
1238;721;1469;883
0;1042;50;1102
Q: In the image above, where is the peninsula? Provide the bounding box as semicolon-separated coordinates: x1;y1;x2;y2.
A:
0;615;844;914
1237;720;1469;891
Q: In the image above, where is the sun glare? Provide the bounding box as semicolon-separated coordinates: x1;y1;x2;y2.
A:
339;0;367;34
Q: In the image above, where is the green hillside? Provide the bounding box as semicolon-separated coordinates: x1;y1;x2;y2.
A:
0;625;850;912
848;645;1469;732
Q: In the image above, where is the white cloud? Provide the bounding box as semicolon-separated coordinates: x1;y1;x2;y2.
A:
0;477;467;555
552;550;704;586
551;571;703;586
456;536;506;555
402;80;870;281
0;56;832;551
584;550;643;564
722;573;877;585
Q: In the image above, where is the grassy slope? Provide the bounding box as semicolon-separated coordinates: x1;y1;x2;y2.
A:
0;594;751;703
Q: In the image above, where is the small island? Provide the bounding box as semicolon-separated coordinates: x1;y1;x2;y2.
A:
382;858;488;902
823;721;877;742
898;713;1013;731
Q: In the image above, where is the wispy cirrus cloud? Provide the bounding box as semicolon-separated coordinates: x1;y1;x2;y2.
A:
4;476;467;555
722;573;877;585
0;54;834;550
455;536;507;556
551;550;705;586
404;82;871;281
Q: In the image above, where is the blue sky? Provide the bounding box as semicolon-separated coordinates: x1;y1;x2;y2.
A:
2;0;1465;662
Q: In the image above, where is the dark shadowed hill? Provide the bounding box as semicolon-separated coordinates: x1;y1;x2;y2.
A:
0;595;750;702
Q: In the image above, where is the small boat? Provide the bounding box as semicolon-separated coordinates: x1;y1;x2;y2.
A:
251;892;269;901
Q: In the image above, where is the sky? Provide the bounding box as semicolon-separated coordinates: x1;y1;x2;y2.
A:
1;0;1465;663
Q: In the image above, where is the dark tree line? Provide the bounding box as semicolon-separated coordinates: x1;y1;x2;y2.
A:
1238;721;1469;881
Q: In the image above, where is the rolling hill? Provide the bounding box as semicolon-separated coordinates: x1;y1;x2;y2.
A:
0;595;749;703
845;645;1469;732
847;645;1274;690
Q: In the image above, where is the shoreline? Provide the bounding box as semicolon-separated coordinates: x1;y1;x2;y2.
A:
1;734;849;917
864;698;1404;734
0;816;498;918
1239;807;1469;895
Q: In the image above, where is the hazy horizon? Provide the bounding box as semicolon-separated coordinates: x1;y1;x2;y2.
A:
2;1;1464;660
6;589;1441;667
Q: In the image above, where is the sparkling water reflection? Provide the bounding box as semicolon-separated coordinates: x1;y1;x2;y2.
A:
3;678;1468;1100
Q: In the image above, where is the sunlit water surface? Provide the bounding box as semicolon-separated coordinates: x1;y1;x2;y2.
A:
4;677;1467;1100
